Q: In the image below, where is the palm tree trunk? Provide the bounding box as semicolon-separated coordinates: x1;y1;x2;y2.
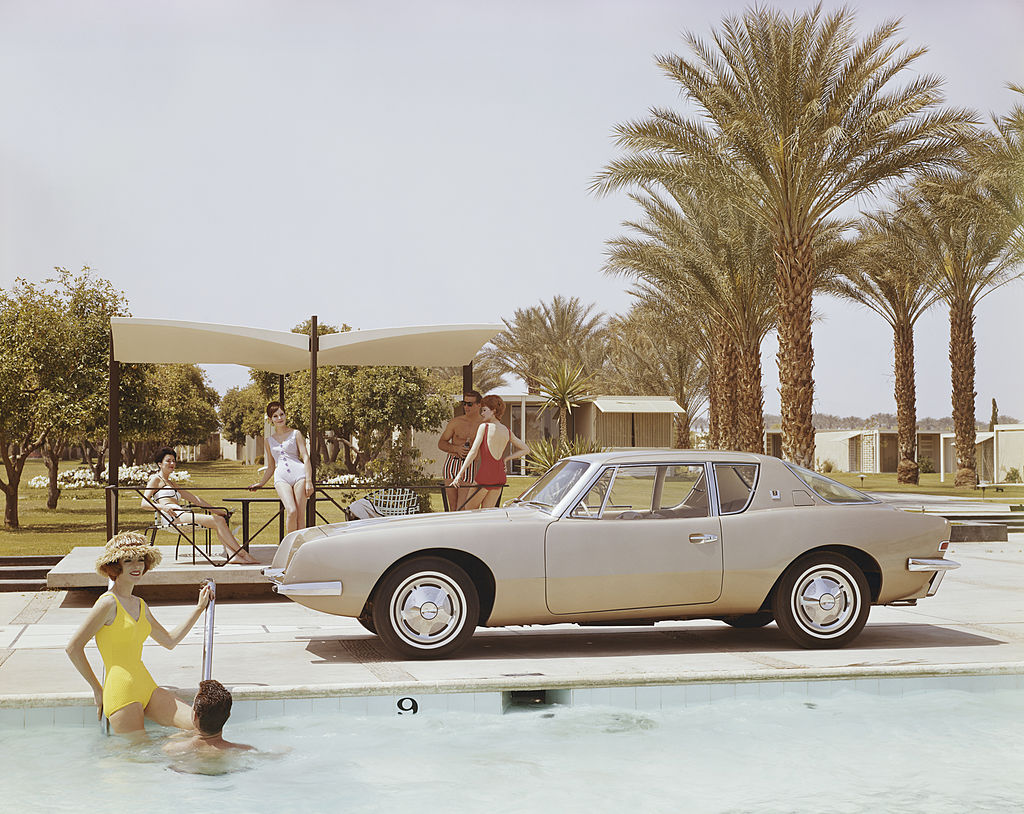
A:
775;234;816;468
673;412;691;448
949;298;978;487
705;343;722;450
893;319;919;485
735;335;765;454
718;337;739;450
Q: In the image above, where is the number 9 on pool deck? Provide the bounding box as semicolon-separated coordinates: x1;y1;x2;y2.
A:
397;697;419;715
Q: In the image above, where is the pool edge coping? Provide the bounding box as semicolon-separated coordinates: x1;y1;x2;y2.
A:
4;660;1023;708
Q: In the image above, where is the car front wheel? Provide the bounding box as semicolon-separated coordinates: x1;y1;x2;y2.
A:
772;552;870;648
372;557;479;659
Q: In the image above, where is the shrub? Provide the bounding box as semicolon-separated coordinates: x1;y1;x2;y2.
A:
1005;467;1022;484
818;459;835;473
28;465;190;489
918;457;935;474
526;437;607;475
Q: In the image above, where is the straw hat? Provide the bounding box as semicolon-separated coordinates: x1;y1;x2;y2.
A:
95;531;163;576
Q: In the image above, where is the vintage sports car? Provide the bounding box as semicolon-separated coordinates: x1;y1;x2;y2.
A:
265;451;959;659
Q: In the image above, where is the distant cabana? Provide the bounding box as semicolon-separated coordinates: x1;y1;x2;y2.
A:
106;316;501;535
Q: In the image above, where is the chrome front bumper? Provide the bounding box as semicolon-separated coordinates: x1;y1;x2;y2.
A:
907;557;961;596
268;576;344;597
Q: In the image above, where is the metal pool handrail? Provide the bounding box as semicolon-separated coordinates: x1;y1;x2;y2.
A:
202;579;216;681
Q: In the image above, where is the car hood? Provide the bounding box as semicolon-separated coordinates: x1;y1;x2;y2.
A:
268;503;551;571
338;503;548;533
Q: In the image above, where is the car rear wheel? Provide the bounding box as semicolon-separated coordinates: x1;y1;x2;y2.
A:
372;557;479;659
772;552;870;648
721;612;774;629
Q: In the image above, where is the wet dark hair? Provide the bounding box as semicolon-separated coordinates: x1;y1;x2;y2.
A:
481;394;506;420
154;447;177;465
266;401;284;419
463;389;482;403
193;679;233;735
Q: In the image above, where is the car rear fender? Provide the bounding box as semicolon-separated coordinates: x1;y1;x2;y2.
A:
362;547;497;626
759;545;883;611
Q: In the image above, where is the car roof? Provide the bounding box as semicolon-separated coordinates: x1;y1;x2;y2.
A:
567;449;772;466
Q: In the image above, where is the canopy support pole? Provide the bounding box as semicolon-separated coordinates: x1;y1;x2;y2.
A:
462;363;473;393
106;337;121;540
306;316;319;528
278;374;285;406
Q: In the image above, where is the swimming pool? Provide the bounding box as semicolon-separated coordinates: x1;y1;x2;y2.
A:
3;685;1021;813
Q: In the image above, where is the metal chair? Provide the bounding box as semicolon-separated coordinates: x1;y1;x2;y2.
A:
343;488;421;520
147;505;235;567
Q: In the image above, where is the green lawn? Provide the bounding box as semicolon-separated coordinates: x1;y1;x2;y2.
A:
826;470;1024;501
0;459;535;555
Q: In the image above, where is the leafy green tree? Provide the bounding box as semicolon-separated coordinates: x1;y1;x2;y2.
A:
36;269;130;508
594;4;973;466
0;279;66;527
249;321;450;478
219;382;268;444
120;364;220;464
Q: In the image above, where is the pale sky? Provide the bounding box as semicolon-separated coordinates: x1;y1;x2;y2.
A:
2;0;1022;419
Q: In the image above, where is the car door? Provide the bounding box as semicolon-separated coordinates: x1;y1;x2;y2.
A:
544;463;723;614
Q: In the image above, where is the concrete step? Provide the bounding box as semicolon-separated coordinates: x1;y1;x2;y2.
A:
0;557;61;591
0;555;62;567
0;565;52;580
0;578;49;592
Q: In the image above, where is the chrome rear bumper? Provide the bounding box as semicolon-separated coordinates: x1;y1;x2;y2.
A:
907;557;961;596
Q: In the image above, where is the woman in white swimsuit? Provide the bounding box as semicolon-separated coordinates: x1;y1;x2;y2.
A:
144;448;258;564
249;401;314;535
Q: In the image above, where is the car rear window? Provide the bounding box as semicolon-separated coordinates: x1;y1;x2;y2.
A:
714;464;758;514
785;463;876;504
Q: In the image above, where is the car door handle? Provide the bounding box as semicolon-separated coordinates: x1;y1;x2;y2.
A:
688;533;718;545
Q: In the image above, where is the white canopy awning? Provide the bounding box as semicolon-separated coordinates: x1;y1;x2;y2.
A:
110;318;501;373
592;396;683;414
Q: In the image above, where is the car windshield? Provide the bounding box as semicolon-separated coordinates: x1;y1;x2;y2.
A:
786;463;876;504
516;460;591;510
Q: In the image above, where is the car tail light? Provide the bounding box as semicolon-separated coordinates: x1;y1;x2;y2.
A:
938;540;950;553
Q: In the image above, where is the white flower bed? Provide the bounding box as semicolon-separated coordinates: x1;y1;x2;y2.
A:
29;465;191;489
319;473;369;487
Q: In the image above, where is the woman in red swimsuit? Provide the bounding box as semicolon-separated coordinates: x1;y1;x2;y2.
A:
450;394;530;510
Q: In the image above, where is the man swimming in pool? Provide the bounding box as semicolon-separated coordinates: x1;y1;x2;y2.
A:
163;679;253;754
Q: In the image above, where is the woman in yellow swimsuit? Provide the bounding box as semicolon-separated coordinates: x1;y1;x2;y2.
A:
66;531;212;735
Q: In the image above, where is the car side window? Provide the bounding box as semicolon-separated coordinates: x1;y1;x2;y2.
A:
655;465;709;518
585;464;709;520
570;469;614;518
714;464;758;514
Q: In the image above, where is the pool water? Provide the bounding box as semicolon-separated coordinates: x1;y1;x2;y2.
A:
3;688;1021;813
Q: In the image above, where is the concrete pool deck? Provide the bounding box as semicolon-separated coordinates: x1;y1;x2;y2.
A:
2;538;1022;711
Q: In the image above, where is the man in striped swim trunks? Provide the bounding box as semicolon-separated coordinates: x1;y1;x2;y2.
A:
438;390;482;510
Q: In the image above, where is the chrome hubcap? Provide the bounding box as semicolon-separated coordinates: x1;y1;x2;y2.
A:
391;572;465;648
793;567;859;637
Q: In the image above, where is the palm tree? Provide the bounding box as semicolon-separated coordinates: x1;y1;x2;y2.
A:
836;212;941;484
891;142;1024;486
602;303;708;448
605;183;774;453
537;361;594;442
593;4;974;467
479;295;606;394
